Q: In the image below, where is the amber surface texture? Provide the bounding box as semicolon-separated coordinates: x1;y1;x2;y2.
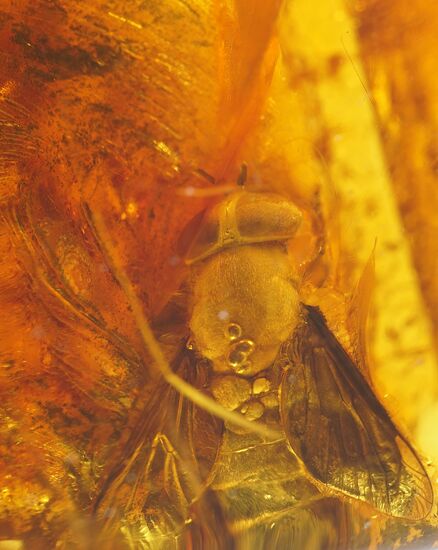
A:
0;0;437;548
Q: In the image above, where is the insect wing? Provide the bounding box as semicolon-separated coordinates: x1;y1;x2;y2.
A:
94;345;223;541
280;304;433;519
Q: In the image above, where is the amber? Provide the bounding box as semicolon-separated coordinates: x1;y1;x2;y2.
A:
0;0;437;548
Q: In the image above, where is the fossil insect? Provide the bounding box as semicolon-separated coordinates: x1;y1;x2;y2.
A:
94;189;433;547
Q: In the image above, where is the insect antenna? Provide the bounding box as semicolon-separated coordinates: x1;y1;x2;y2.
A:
178;163;248;198
86;204;280;440
195;168;216;185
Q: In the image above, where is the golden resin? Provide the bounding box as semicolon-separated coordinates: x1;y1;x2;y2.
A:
1;0;438;548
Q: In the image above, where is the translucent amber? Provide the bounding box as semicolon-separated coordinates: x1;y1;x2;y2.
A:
0;0;437;548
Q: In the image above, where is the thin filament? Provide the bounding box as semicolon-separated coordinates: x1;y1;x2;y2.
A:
90;207;280;440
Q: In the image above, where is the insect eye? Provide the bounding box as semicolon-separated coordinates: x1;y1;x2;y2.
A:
227;323;242;341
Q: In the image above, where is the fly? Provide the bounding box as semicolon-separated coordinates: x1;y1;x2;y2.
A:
92;187;433;547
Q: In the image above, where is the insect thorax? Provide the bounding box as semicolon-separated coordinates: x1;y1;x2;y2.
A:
189;243;300;379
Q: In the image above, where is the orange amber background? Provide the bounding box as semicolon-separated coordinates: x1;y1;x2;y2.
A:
0;0;437;546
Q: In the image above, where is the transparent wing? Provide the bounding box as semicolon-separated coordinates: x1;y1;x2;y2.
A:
94;342;224;543
280;304;433;519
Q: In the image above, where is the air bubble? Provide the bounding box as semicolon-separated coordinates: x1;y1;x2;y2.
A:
227;322;242;341
236;339;255;354
228;349;246;367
